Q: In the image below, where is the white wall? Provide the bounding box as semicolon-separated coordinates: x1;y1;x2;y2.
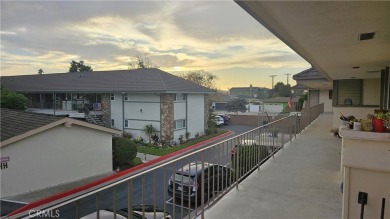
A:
1;125;113;197
248;104;260;112
319;90;333;113
116;93;161;140
174;101;187;140
111;93;206;141
110;93;123;131
263;103;283;113
362;79;380;105
187;94;205;139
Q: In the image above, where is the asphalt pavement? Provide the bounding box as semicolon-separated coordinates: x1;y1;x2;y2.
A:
2;124;257;219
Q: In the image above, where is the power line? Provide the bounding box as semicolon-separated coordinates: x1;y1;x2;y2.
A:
269;75;277;89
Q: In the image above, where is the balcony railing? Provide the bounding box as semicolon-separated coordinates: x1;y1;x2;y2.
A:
7;104;324;219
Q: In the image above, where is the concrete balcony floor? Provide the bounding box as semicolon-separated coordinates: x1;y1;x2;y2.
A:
204;113;342;219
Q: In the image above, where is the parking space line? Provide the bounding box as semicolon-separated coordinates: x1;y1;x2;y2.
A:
165;198;194;210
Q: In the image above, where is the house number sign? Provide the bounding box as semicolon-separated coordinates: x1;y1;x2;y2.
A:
0;156;10;170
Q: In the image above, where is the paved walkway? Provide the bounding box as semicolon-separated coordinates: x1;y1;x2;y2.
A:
204;113;343;219
136;152;159;163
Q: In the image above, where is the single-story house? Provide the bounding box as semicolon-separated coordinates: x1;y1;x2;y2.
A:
262;96;298;113
1;68;214;141
0;108;120;197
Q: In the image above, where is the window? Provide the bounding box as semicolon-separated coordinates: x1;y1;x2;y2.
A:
174;119;186;130
110;93;115;101
124;120;129;128
111;119;115;127
333;80;362;106
124;93;128;101
174;93;186;102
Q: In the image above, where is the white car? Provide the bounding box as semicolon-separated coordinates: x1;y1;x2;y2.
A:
213;115;225;126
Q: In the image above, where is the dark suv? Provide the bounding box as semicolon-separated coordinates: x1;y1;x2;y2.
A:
167;161;233;203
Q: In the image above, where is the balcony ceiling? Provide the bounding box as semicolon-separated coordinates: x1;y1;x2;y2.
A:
236;1;390;81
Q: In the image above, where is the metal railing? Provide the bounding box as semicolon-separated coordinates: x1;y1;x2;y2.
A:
7;104;324;219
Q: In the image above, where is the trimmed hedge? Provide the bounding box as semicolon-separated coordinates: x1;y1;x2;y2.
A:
112;137;137;167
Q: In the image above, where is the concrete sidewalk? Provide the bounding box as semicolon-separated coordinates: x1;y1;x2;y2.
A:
137;152;159;163
204;113;342;219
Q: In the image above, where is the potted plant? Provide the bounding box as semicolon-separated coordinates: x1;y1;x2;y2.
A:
372;109;389;132
384;117;390;130
361;117;373;131
352;119;362;131
339;113;355;128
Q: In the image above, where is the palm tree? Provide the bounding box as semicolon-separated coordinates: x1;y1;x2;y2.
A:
143;124;156;143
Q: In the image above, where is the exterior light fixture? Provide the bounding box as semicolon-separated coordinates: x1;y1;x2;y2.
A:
359;32;375;41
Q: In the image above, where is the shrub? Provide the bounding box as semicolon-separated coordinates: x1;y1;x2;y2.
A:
178;135;184;144
231;145;270;178
151;134;159;145
186;132;191;139
205;128;213;135
112;137;137;167
0;86;27;110
123;132;133;139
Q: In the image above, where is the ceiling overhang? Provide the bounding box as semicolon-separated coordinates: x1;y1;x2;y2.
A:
235;1;390;81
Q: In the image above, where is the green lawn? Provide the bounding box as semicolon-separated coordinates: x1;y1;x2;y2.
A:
137;129;229;156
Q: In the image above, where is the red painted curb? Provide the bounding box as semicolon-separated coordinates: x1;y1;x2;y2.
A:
8;130;232;216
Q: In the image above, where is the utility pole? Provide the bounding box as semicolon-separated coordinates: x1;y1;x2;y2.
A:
269;75;277;89
284;73;291;85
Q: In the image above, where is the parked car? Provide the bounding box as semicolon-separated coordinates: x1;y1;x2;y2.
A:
81;205;171;219
213;115;225;126
167;161;233;203
218;114;231;125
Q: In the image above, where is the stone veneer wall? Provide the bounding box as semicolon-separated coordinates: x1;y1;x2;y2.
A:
101;94;111;128
160;94;174;141
204;94;210;130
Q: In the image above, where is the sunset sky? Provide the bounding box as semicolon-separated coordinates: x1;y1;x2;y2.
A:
1;1;310;90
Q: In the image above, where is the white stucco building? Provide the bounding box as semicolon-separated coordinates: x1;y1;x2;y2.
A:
0;108;120;198
1;68;214;142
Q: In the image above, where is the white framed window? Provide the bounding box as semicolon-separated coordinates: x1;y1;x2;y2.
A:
124;93;128;101
174;119;186;130
110;93;115;101
111;119;115;127
174;93;186;102
124;120;129;128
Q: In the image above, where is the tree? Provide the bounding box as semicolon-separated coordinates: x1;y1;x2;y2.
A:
273;82;291;97
179;70;223;104
179;70;218;89
37;69;44;75
143;124;157;143
0;86;28;110
128;53;158;69
69;60;93;73
225;98;247;114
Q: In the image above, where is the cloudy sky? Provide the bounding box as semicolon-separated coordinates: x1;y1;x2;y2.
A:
1;1;310;90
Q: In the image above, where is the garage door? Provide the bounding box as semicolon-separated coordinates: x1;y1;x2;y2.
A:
215;103;227;111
